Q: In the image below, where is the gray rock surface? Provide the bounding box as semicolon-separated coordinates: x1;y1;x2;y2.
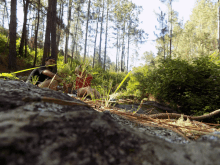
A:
0;79;220;165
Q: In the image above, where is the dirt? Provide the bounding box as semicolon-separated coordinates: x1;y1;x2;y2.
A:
0;54;33;76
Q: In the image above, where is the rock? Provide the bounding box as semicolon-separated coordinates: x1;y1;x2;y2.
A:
0;79;220;165
196;131;220;142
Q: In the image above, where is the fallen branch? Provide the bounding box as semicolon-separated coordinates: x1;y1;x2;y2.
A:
22;96;90;107
146;110;220;120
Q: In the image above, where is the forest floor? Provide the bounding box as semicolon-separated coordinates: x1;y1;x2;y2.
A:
75;97;220;141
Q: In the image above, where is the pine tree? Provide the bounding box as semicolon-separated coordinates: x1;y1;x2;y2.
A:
8;0;17;70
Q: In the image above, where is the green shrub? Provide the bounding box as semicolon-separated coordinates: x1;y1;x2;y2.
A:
126;65;149;98
91;65;128;94
145;56;220;122
0;33;8;54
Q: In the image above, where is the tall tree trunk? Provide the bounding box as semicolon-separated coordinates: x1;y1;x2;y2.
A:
169;3;172;58
64;0;72;64
42;0;52;66
33;0;40;67
19;0;29;57
76;44;78;58
51;0;57;69
42;16;45;41
83;0;91;61
3;5;5;28
121;22;125;72
57;1;64;52
25;24;29;58
31;22;34;40
72;7;80;60
162;16;165;59
103;0;109;71
3;0;9;28
127;17;131;72
219;0;220;52
116;28;119;72
163;37;165;59
8;0;17;70
3;4;9;55
98;0;104;66
92;7;100;68
127;31;130;72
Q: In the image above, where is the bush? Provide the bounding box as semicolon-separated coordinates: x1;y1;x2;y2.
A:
126;65;149;98
0;33;8;54
57;56;81;84
145;56;220;121
91;65;129;95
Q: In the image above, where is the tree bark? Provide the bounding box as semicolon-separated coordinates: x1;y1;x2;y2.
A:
103;0;109;71
116;28;119;72
72;6;80;60
127;17;132;72
92;7;100;68
19;0;29;57
83;0;91;62
33;0;40;67
8;0;17;70
42;0;52;66
64;0;72;64
219;0;220;51
98;0;104;66
127;30;130;72
169;3;172;58
57;1;64;53
25;24;29;58
121;22;125;72
3;0;9;29
51;0;57;71
3;5;5;28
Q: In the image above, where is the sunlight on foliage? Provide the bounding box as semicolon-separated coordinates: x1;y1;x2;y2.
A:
145;56;220;122
0;73;19;80
31;75;39;85
0;33;8;53
127;65;149;98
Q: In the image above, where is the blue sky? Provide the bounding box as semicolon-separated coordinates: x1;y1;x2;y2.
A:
130;0;198;66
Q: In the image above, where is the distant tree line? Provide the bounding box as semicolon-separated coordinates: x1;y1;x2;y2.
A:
1;0;147;71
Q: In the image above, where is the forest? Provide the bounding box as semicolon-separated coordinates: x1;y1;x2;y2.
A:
1;0;220;123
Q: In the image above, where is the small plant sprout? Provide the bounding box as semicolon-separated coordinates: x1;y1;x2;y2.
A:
31;75;39;85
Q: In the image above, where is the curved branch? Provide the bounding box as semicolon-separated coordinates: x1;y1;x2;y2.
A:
147;109;220;120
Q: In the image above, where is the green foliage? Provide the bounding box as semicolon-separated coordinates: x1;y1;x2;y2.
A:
26;48;44;66
0;27;9;36
155;0;218;61
0;33;8;53
16;38;21;55
31;75;39;85
16;38;43;66
126;65;149;97
91;65;129;94
0;73;19;80
57;56;80;84
209;52;220;66
144;56;220;122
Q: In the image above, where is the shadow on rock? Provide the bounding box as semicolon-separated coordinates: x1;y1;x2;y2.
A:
0;80;220;165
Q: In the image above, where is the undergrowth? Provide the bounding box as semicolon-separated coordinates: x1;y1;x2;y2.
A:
127;54;220;123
